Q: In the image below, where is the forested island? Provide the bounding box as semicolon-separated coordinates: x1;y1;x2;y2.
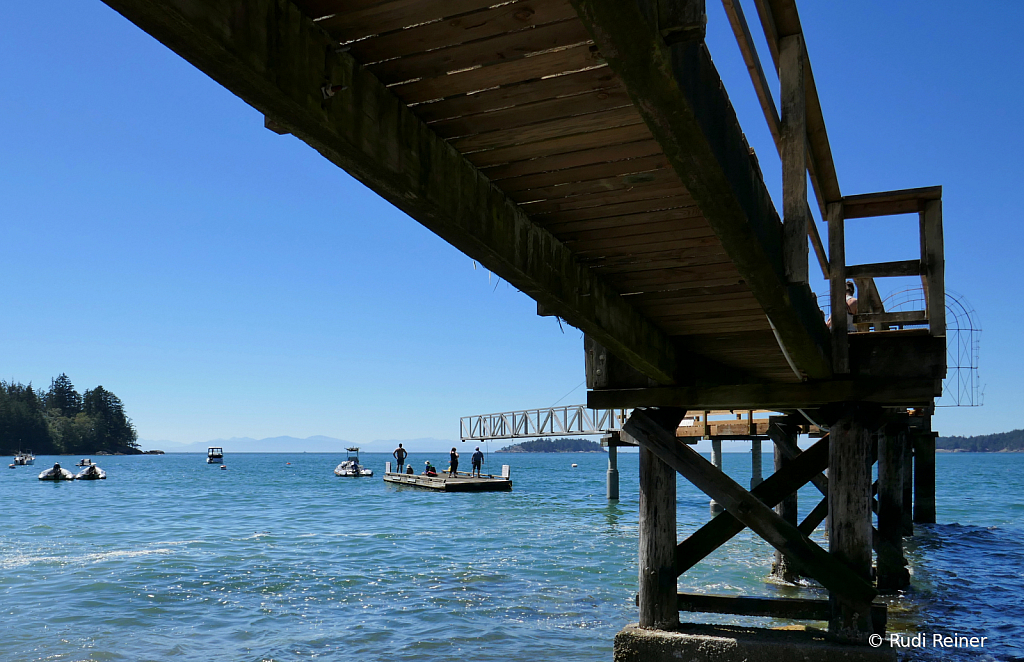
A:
0;374;139;455
936;430;1024;452
497;437;604;453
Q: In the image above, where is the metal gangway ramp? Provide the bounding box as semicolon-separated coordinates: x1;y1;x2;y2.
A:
460;405;627;442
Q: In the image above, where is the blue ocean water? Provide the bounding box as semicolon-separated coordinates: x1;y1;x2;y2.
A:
0;451;1020;661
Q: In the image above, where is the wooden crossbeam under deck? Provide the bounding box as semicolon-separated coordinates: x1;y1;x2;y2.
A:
624;409;876;605
674;434;830;575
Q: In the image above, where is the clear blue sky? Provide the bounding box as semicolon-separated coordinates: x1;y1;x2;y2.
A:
0;2;1018;445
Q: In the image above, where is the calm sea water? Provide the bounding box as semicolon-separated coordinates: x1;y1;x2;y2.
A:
0;451;1020;661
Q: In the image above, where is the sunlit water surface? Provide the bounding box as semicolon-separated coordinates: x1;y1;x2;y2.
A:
0;452;1020;661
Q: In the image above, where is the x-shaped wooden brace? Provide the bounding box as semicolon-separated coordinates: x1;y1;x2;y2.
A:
624;408;877;607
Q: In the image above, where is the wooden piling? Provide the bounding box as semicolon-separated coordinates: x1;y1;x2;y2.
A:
771;424;799;582
901;432;914;536
607;437;620;501
828;405;876;639
710;438;724;515
639;443;679;629
876;426;909;590
913;432;936;524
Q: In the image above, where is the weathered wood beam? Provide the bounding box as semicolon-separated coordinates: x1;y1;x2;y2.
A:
921;200;946;336
588;378;939;410
639;442;679;629
780;33;808;285
798;496;828;535
845;259;921;279
768;421;827;496
842;186;942;219
877;425;910;590
827;202;849;373
100;0;683;384
913;431;937;523
720;0;828;280
673;436;830;577
570;0;832;379
853;311;927;326
771;422;799;581
753;0;842;210
677;593;885;631
828;404;877;638
625;410;875;605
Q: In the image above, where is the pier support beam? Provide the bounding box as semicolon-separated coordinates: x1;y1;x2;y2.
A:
639;420;680;629
913;432;936;524
901;435;914;536
876;425;909;591
607;437;620;501
828;404;878;639
751;438;763;489
770;423;799;582
710;439;724;515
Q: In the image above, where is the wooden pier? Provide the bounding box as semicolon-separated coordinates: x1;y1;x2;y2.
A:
92;0;947;658
382;467;512;492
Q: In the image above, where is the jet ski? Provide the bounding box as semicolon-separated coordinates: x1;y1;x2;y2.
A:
75;464;107;480
38;463;75;481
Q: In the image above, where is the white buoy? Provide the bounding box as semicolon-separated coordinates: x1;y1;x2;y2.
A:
571;463;578;468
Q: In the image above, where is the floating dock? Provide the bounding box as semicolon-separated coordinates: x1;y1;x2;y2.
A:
382;463;511;492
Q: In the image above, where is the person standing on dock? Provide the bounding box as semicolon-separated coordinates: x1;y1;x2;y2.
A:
393;443;408;473
471;447;484;477
448;447;459;477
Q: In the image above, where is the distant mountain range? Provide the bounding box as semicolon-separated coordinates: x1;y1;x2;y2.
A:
137;436;461;454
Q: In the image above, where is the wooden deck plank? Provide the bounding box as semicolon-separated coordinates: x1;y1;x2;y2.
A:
482;139;662;180
510;167;683;206
543;206;705;233
533;195;699;224
389;43;601;105
523;184;690;215
367;19;592;84
431;86;633;140
415;66;619;123
467;122;651;169
316;0;500;43
351;0;580;64
497;153;668;192
451;105;642;153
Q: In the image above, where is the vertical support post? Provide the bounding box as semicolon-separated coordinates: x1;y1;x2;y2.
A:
877;425;909;590
921;200;946;336
902;432;914;536
771;424;798;582
709;438;724;515
913;432;936;523
607;435;620;500
828;404;875;638
639;444;679;629
827;202;848;373
750;438;763;489
780;34;808;284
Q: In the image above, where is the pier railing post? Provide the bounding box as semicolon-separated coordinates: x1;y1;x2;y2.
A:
828;404;877;639
876;423;909;590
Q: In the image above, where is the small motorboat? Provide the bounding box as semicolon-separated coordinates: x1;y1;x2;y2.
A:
219;465;227;470
76;458;94;467
207;447;224;464
75;464;106;480
334;447;373;477
38;463;75;481
14;450;35;466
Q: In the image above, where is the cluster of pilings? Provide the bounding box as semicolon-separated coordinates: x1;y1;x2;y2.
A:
607;404;937;660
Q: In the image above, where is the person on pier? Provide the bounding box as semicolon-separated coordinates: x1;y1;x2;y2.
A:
826;281;858;329
471;447;485;477
393;443;408;473
448;447;460;477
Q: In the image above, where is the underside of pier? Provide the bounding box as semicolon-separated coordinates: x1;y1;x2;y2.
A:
96;0;947;657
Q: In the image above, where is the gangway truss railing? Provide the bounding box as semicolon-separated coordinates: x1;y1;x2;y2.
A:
460;405;628;442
